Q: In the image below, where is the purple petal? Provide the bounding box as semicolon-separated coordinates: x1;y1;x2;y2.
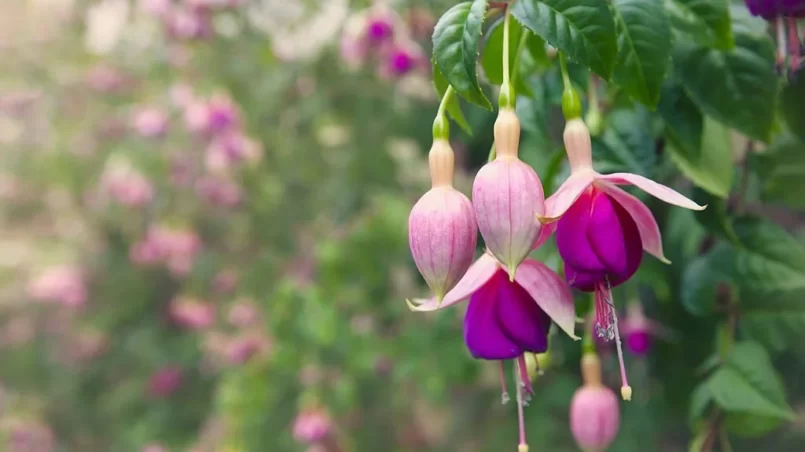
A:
556;189;606;273
586;193;643;283
514;258;579;340
464;270;523;360
563;264;601;293
598;182;669;263
407;253;498;311
496;276;551;353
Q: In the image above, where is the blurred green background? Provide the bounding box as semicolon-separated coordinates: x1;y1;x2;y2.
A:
1;1;804;451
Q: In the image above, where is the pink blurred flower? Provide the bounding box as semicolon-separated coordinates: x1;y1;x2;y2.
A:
224;332;270;364
148;366;184;398
132;107;170;138
195;176;241;207
292;408;333;445
205;132;261;172
166;7;212;40
169;296;215;329
170;83;196;109
169;154;195;187
139;0;171;18
141;444;169;452
27;266;87;308
212;270;238;294
184;94;240;136
85;64;128;93
130;226;201;277
379;41;426;79
7;421;55;452
227;300;258;327
101;163;154;207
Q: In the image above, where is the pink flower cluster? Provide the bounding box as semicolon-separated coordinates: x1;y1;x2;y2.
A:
27;266;87;308
168;296;216;329
292;408;333;445
99;161;155;208
340;6;428;78
130;225;201;277
139;0;244;42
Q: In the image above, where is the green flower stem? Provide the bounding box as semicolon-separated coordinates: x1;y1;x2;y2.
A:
559;52;582;120
432;85;454;140
498;8;515;109
511;29;530;86
582;293;596;355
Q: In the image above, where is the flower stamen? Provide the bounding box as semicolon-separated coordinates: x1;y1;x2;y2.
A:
500;361;510;404
603;278;632;401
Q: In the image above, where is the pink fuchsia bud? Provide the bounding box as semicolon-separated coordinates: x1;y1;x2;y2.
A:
27;265;87;308
472;109;544;277
292;408;333;445
148;366;184;398
132;107;169;138
570;354;620;452
408;140;478;301
169;296;215;329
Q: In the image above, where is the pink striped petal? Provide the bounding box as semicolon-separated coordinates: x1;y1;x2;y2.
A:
514;259;579;340
540;172;595;223
598;182;670;263
597;172;705;211
531;221;557;250
406;253;499;311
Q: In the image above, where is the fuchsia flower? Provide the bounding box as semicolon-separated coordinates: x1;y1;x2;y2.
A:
408;251;576;449
473;109;545;277
621;301;675;356
570;353;620;452
543;119;704;399
745;0;805;18
408;139;477;300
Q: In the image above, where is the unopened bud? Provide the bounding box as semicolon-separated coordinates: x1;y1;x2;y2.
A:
409;152;478;299
473;109;544;277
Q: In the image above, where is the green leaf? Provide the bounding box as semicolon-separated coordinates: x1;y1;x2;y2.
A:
730;217;805;351
433;61;473;135
432;0;492;109
672;10;778;141
596;108;656;176
681;244;736;316
705;342;795;426
689;382;714;423
751;134;805;211
665;114;734;198
665;0;733;50
610;0;672;107
511;0;618;79
780;75;805;143
724;412;787;438
691;188;738;242
481;16;524;85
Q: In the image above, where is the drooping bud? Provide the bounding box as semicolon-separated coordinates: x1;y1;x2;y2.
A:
570;354;620;452
408;140;478;300
563;119;594;174
472;109;544;278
